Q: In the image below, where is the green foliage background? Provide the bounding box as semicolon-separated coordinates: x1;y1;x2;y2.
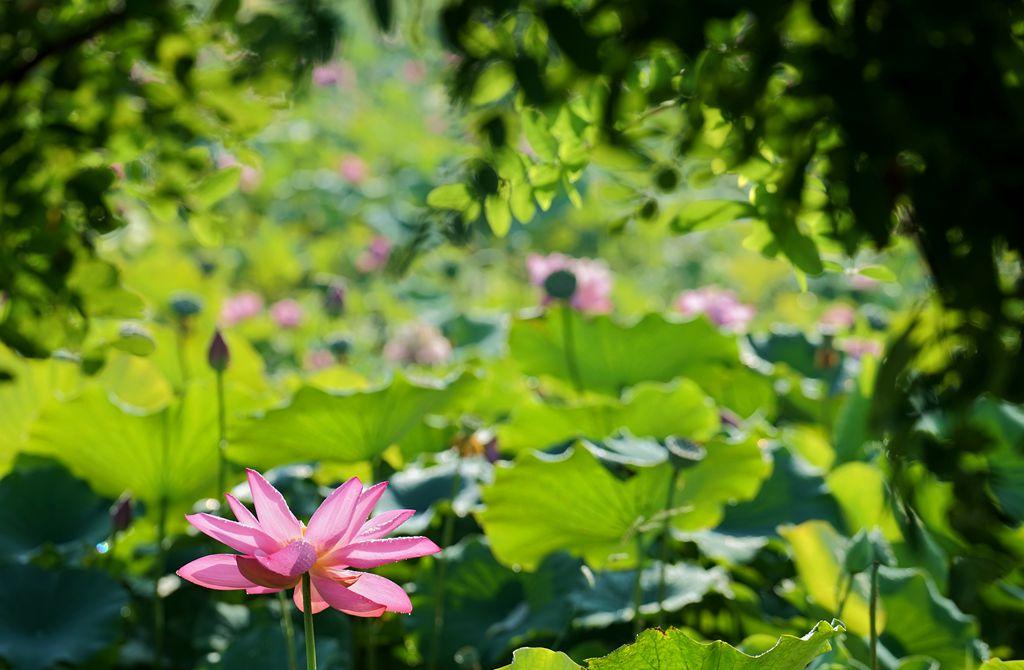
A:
0;0;1022;669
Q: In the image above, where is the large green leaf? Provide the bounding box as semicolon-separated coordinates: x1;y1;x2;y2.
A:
508;313;740;396
499;622;845;670
480;437;768;570
718;447;842;537
779;521;878;636
587;620;844;669
498;648;582;670
572;562;731;628
26;384;220;507
0;464;110;561
980;662;1024;669
0;355;79;479
230;375;465;467
875;567;981;670
0;565;128;670
498;381;719;452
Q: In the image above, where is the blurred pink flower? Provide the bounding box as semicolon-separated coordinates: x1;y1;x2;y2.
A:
839;337;883;359
177;469;439;615
312;62;356;89
525;253;613;314
819;305;857;332
270;299;304;329
305;350;335;371
356;236;392;273
384;323;453;366
216;152;261;192
221;292;264;326
110;163;125;180
850;274;880;291
675;286;755;332
402;60;427;84
339;155;368;185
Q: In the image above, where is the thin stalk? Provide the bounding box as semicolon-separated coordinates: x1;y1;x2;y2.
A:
154;496;168;669
835;574;853;620
175;326;189;385
560;304;584;395
302;574;317;670
278;591;299;670
633;533;645;636
215;369;227;494
366;619;378;670
869;561;879;670
656;464;682;628
428;464;462;670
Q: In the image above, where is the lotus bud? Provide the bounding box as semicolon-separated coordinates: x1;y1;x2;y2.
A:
111;495;134;533
207;329;230;372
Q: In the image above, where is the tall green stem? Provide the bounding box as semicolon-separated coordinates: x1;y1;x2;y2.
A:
215;369;227;494
428;464;462;670
175;326;189;386
302;574;317;670
560;305;584;395
869;561;879;670
278;591;299;670
154;495;168;669
656;464;681;628
633;533;645;636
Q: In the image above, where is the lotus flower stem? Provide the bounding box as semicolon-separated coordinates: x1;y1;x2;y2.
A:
278;591;299;670
835;574;853;620
215;369;228;496
154;495;168;669
656;464;682;628
302;573;317;670
633;533;645;635
428;464;462;670
869;561;879;670
560;305;584;395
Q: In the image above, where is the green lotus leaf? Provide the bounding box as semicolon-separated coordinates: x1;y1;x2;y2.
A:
0;565;128;670
0;355;80;479
498;381;719;452
480;436;768;570
498;648;582;670
779;520;878;636
571;562;731;628
874;567;981;670
0;463;110;560
26;384;220;507
509;312;740;396
586;620;844;669
230;374;466;467
718;447;842;537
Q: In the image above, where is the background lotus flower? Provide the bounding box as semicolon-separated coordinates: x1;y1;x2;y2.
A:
355;235;392;273
177;469;439;617
674;286;755;332
384;323;453;366
525;252;613;314
271;299;304;329
221;292;264;325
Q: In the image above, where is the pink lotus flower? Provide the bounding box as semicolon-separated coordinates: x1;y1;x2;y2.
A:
339;155;368;185
839;337;883;359
383;323;453;366
271;299;304;329
305;349;335;371
525;253;613;314
355;236;392;273
177;469;439;616
221;292;264;326
674;286;755;332
819;304;856;332
312;62;356;89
